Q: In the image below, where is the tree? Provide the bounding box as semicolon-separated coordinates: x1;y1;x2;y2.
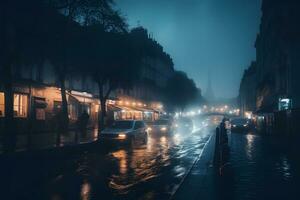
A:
46;17;83;136
74;1;130;132
42;0;123;135
164;71;200;111
81;26;141;132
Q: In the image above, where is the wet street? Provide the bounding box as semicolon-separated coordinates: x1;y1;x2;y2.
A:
0;116;218;200
219;131;300;200
2;116;300;200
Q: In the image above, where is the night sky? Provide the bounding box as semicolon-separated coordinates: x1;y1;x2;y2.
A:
115;0;262;98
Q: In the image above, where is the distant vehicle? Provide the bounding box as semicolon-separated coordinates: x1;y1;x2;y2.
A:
230;118;251;132
147;119;173;133
174;117;193;133
223;117;231;129
100;120;148;144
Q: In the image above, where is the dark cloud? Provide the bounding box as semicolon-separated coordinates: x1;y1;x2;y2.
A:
115;0;262;98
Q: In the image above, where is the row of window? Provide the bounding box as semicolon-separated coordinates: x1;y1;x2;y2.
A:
0;92;28;118
0;92;91;120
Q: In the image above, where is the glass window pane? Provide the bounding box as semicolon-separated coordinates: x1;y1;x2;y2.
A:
68;104;78;120
14;94;19;114
0;92;4;117
13;93;28;118
21;95;28;117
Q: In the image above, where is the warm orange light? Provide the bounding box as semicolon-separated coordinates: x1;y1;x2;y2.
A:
95;104;100;112
118;133;126;139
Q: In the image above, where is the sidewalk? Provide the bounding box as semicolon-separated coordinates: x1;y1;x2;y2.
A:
0;129;99;154
172;132;218;200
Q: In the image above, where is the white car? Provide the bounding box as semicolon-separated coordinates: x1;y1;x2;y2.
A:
174;117;193;133
100;120;148;144
147;119;173;134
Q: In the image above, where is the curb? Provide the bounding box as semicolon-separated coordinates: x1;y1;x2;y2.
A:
169;132;215;200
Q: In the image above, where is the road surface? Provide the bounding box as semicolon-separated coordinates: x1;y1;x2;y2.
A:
0;116;221;200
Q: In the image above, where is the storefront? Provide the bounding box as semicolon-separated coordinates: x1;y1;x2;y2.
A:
68;91;99;127
0;84;101;133
108;104;159;122
0;85;164;133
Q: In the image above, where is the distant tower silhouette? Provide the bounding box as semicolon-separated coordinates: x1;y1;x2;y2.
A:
204;71;215;102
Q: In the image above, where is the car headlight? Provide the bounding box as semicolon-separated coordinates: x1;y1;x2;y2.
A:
161;127;167;131
118;133;126;139
232;125;236;127
243;124;248;127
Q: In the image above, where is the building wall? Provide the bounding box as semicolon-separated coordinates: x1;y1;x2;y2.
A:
237;0;300;134
1;49;172;134
0;60;100;134
254;0;300;111
127;27;175;103
239;62;257;116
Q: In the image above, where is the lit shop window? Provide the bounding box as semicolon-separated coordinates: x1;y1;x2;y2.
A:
68;104;78;121
13;93;28;118
0;92;4;117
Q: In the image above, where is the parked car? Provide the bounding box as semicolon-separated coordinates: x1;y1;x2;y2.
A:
174;117;193;133
147;119;173;134
230;118;251;132
100;120;148;144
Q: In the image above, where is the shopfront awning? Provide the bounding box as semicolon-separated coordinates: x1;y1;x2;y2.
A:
68;94;95;104
120;106;160;113
108;104;162;114
139;107;160;113
108;105;130;112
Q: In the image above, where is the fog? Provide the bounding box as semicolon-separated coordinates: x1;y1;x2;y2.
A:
116;0;262;98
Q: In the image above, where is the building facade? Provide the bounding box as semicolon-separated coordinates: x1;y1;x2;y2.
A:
0;61;100;134
0;40;173;135
121;27;175;103
239;0;300;134
255;0;300;112
239;62;257;118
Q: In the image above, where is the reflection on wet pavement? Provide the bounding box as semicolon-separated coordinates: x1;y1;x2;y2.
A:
225;132;300;200
104;127;212;199
0;116;215;200
5;115;300;200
